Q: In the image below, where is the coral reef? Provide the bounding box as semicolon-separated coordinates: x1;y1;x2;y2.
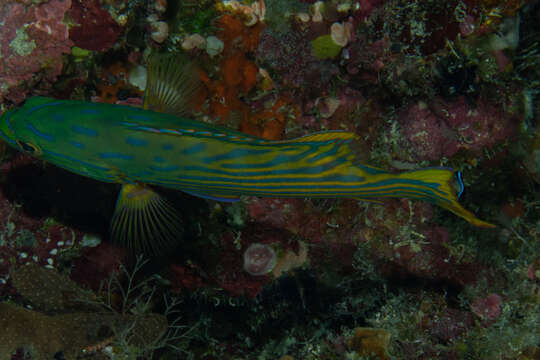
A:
0;0;73;104
0;0;538;359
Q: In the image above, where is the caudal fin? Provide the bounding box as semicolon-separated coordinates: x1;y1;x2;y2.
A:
398;168;495;228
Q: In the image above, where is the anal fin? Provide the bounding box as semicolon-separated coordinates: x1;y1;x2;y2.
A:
110;184;183;256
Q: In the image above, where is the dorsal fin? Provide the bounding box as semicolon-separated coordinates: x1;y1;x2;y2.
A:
143;54;202;116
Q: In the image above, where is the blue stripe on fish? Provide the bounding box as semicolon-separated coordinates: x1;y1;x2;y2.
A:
306;145;341;163
182;143;206;155
146;181;446;203
455;171;464;198
99;152;134;160
81;109;99;114
44;149;110;171
201;148;273;163
72;125;98;136
150;165;181;172
153;156;166;163
69;141;85;149
129;114;153;121
26;123;54;141
183;191;240;202
51;114;64;121
162;176;445;199
0;129;16;145
183;158;348;177
162;143;174;150
126;136;148;146
4;110;16;132
128;170;153;177
356;164;387;175
163;173;367;184
25;101;63;115
220;147;321;170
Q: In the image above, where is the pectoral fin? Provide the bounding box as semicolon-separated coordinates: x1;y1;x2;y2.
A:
110;184;183;256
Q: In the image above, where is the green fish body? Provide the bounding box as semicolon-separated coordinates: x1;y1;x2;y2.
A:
0;56;494;254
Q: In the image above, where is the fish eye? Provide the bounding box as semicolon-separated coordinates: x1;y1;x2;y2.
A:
16;140;42;155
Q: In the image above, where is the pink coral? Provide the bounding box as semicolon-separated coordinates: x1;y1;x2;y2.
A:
0;0;73;103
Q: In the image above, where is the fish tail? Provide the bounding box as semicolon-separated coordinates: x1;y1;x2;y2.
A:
397;168;496;228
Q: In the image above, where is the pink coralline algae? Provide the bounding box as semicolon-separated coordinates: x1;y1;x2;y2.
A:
0;0;73;103
401;96;519;161
0;184;83;296
423;308;474;343
243;243;277;276
215;231;272;298
70;242;126;290
256;28;339;97
400;101;460;161
246;197;326;242
471;293;503;322
69;0;121;52
345;35;393;83
353;0;386;22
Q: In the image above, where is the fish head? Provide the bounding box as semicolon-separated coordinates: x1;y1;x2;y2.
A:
0;97;60;158
0;104;45;158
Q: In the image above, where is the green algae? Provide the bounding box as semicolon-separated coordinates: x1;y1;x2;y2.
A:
311;34;342;59
9;26;36;57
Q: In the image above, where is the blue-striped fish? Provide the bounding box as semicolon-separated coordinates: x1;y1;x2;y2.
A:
0;55;494;254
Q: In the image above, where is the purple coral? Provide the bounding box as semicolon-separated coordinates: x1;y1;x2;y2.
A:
0;0;73;103
243;243;277;276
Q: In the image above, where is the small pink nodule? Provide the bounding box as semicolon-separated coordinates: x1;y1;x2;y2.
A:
243;243;277;276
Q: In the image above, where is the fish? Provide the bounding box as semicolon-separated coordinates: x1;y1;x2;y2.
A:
0;55;495;255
